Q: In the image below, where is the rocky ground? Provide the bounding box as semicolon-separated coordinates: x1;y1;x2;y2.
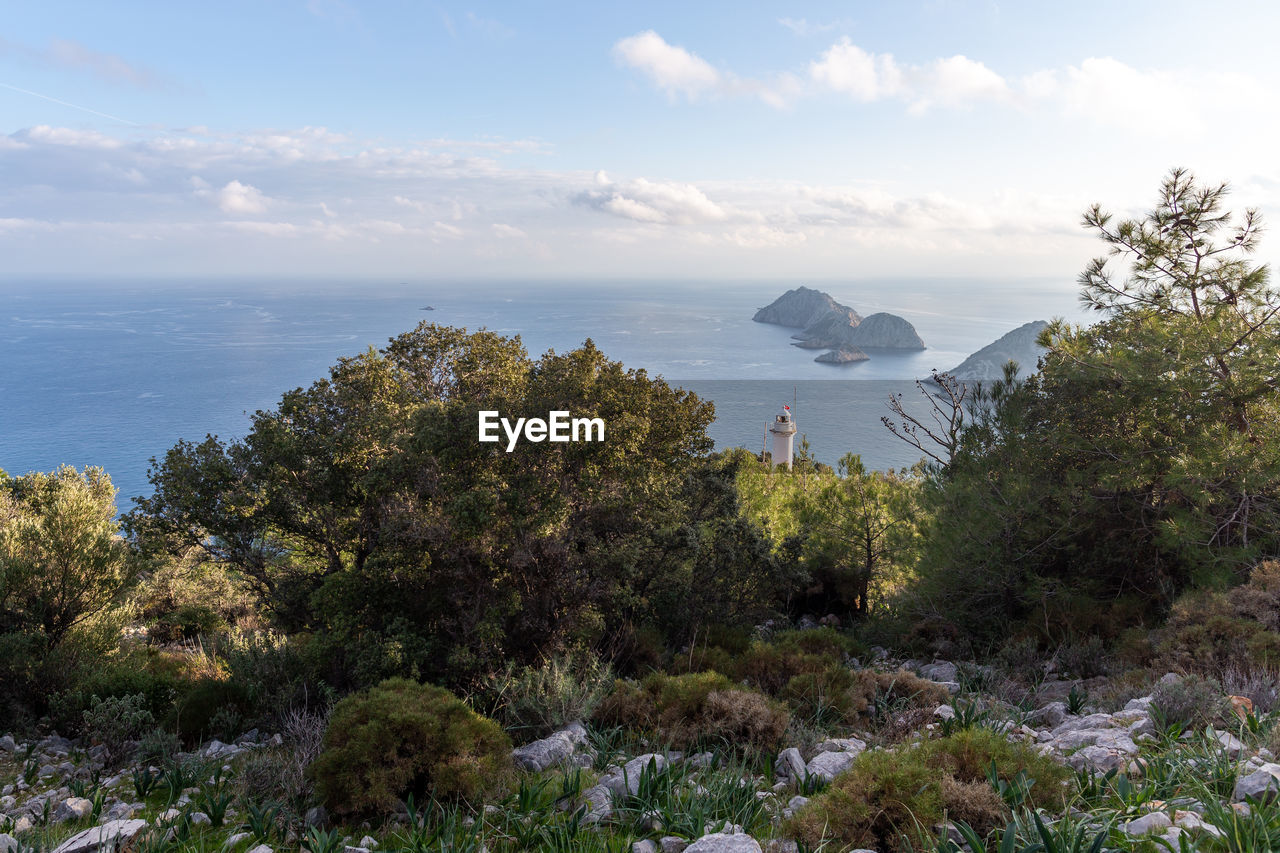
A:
2;664;1277;853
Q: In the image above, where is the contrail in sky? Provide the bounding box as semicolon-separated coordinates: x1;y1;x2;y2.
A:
0;81;138;125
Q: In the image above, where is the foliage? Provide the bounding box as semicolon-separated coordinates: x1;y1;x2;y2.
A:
137;546;259;644
128;325;795;690
594;670;789;753
1156;560;1280;677
1150;673;1230;729
235;707;328;820
0;466;136;725
310;677;513;816
788;728;1070;852
81;693;154;765
904;169;1280;647
737;451;922;619
488;648;615;737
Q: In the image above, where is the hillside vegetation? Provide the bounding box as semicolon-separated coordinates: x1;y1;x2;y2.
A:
4;169;1280;852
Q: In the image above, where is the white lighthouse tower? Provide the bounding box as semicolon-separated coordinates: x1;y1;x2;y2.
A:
768;405;797;469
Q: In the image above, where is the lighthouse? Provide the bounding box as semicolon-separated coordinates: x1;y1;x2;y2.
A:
768;405;797;469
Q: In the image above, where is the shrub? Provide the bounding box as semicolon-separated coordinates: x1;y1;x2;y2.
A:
594;671;789;753
788;729;1070;852
780;665;866;726
310;678;513;816
170;678;252;743
236;708;328;819
82;693;154;765
1055;635;1109;679
1157;565;1280;677
489;649;614;737
1150;674;1230;729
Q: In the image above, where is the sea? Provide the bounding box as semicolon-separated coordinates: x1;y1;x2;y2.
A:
0;278;1088;511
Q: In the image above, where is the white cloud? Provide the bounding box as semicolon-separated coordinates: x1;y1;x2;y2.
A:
613;31;721;101
0;36;176;91
492;223;526;239
724;225;807;248
810;40;906;101
215;180;270;215
575;172;728;225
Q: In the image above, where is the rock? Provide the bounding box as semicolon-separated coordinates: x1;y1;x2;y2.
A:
54;797;94;823
190;812;211;826
1174;811;1224;839
359;837;377;849
754;287;860;329
847;312;925;350
947;321;1049;381
581;784;614;824
1234;764;1280;802
0;736;15;753
247;846;274;853
787;795;810;813
935;704;956;721
1029;702;1068;729
1158;672;1182;686
790;309;862;348
204;741;241;760
804;751;856;783
812;737;866;755
633;842;659;853
763;843;799;853
1123;811;1173;837
0;835;16;853
1213;729;1247;759
51;820;149;853
157;809;181;824
224;832;253;849
304;806;327;828
1229;695;1255;721
619;754;667;796
919;661;958;682
511;722;590;773
813;347;868;365
774;748;806;784
105;803;137;821
685;832;763;853
660;838;689;853
1124;696;1154;712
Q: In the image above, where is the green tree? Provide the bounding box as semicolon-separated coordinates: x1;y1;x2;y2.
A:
0;465;133;645
130;324;784;688
906;169;1280;649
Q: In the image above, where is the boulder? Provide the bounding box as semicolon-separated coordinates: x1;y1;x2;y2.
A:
804;751;856;783
619;754;668;795
581;783;614;824
812;738;866;755
918;661;958;682
1234;764;1280;802
660;838;690;853
774;748;806;784
511;722;590;773
685;832;763;853
54;797;94;823
1123;812;1173;837
633;842;659;853
51;820;149;853
0;736;15;753
0;835;16;853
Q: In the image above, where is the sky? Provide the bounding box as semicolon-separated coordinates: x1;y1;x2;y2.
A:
3;0;1280;282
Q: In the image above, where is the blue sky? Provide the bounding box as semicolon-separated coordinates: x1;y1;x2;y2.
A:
2;0;1279;280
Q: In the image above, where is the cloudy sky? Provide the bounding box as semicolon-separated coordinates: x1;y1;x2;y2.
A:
3;0;1279;281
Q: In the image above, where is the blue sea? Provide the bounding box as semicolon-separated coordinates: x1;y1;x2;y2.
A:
0;278;1087;510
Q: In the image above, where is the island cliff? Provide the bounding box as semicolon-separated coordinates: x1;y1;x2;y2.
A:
755;287;924;364
947;320;1049;381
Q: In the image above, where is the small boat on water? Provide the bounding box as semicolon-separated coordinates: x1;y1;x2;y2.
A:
421;306;435;311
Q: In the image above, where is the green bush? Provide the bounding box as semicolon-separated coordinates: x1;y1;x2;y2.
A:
594;671;789;753
788;728;1070;852
1150;674;1230;729
310;678;513;816
489;649;614;737
82;694;154;765
1156;562;1280;678
170;678;253;743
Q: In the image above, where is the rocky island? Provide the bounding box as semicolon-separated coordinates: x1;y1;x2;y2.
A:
754;287;924;364
947;319;1049;381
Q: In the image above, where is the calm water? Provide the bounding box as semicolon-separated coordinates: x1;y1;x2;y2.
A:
0;278;1085;508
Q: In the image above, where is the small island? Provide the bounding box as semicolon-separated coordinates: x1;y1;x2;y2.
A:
754;287;925;364
946;320;1048;381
